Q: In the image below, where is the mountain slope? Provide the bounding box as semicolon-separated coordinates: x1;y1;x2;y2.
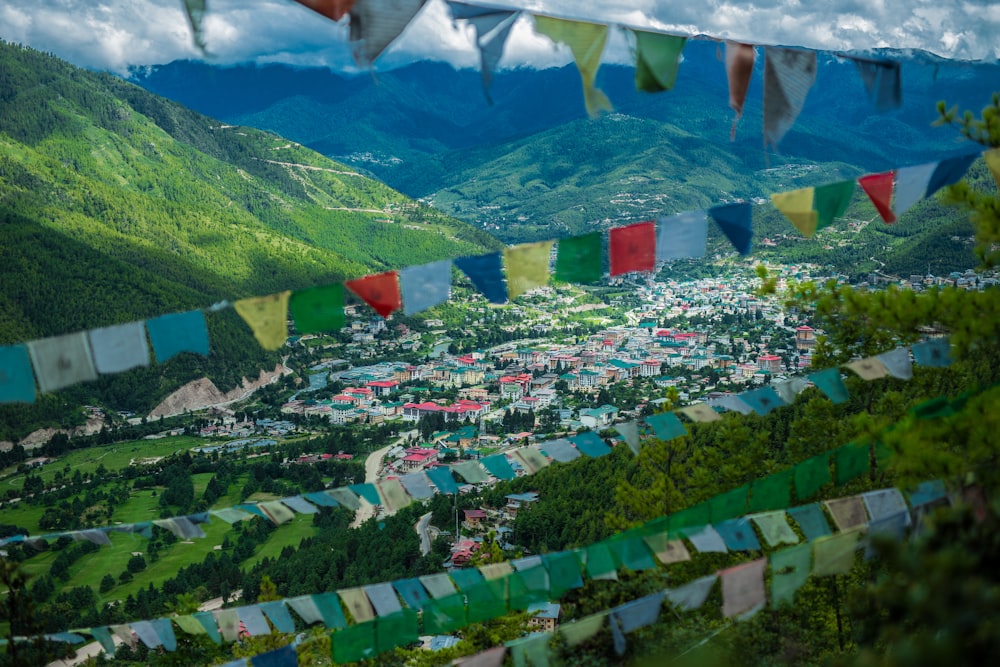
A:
0;41;500;425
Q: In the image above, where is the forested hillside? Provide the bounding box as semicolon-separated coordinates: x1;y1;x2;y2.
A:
0;41;500;428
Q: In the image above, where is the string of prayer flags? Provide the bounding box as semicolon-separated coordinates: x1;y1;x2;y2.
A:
27;332;97;393
504;241;554;299
609;221;656;275
720;558;766;618
708;202;753;255
894;153;979;217
770;543;811;607
554;232;602;283
88;321;150;375
812;530;861;576
858;171;896;223
293;0;355;23
725;42;755;139
633;31;686;93
656;209;708;261
809;367;849;404
348;0;428;68
234;292;290;350
912;337;953;367
290;283;344;334
400;259;451;316
771;181;855;237
849;55;902;112
146;309;209;362
645;411;687;441
345;271;402;319
877;347;913;380
0;345;36;403
455;253;507;304
763;47;817;149
446;2;518;105
532;16;612;118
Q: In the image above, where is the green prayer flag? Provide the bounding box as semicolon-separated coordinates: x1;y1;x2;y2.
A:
812;530;861;576
514;565;551;605
834;443;870;485
770;543;811;607
607;537;658;571
748;469;792;513
751;511;800;547
290;283;344;334
633;31;686;92
466;580;508;623
332;620;376;664
584;542;619;580
645;411;687;441
560;612;607;647
544;551;584;598
794;453;832;501
668;502;710;536
709;485;749;523
507;631;551;667
555;233;602;283
422;593;466;634
376;609;418;653
813;180;855;231
507;572;535;610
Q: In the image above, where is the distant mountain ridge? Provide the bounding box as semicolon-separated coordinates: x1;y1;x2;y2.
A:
132;43;997;244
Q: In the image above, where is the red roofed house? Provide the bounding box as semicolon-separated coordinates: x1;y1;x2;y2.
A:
365;380;400;397
463;509;487;529
796;325;817;353
400;447;438;471
757;354;783;374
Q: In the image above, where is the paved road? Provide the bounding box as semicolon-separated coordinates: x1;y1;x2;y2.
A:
349;442;393;528
415;512;433;555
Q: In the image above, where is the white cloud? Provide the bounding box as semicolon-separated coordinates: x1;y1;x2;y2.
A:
0;0;995;75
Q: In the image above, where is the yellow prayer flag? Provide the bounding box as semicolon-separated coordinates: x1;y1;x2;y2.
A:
532;15;612;118
504;240;554;300
771;188;819;237
846;357;890;380
680;403;721;423
234;291;291;350
986;149;1000;190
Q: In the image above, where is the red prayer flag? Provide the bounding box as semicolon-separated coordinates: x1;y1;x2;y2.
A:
345;271;402;318
858;171;896;223
609;222;656;276
292;0;355;21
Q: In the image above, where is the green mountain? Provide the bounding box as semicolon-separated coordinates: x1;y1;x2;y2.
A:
0;41;499;429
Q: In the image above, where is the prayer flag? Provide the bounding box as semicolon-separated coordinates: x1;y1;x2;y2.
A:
281;496;318;514
399;472;434;499
532;16;612;118
422;593;466;634
376;478;411;512
633;31;686;92
506;632;551;667
130;620;164;649
234;292;290;350
215;608;240;642
645;411;687;441
236;605;271;636
571;431;612;457
584;542;619;580
481;453;517;480
614;421;641;454
153;516;205;538
364;582;403;617
455;253;507;303
812;530;861;576
607;536;658;571
349;483;380;505
824;496;868;531
345;271;401;318
614;592;665;633
725;42;755;138
511;446;550;472
88;321;149;374
846;356;890;380
770;543;811;607
708;202;753;255
763;47;817;149
681;524;728;553
894;161;938;216
181;0;207;51
858;171;896;223
721;558;766;618
543;551;584;597
771;181;855;237
665;575;716;611
772;377;809;404
710;485;749;522
715;518;762;551
711;393;754;414
425;466;459;495
504;241;553;299
452;460;490;484
541;438;581;463
27;332;97;393
252;645;297;667
810;367;849;404
0;344;36;403
332;619;376;663
850;55;901;111
446;3;517;104
560;613;606;647
327;487;362;510
609;221;656;275
339;587;375;623
376;609;418;653
794;453;831;501
912;338;952;367
740;386;784;415
419;573;458;599
833;443;870;485
259;601;295;633
348;0;427;68
907;480;947;508
400;259;451;315
393;578;431;610
479;562;513;580
293;0;355;22
258;501;295;525
146;309;209;362
862;488;911;526
750;511;800;547
289;283;344;334
656;210;708;261
748;468;792;513
878;347;913;380
680;403;721;422
926;152;978;199
644;533;691;564
787;503;832;541
669;502;710;533
555;232;603;283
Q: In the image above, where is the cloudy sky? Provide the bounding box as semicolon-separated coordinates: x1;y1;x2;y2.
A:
0;0;996;75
